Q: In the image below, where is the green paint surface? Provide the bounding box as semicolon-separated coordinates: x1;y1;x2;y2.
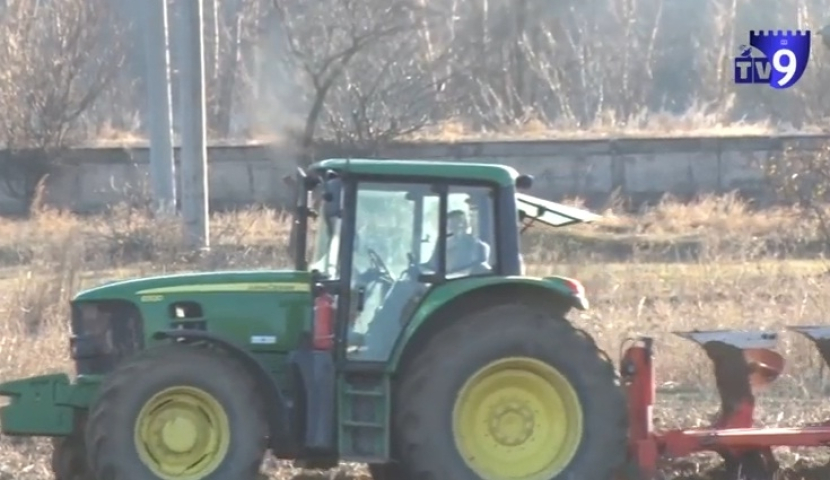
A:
74;269;314;352
0;373;101;436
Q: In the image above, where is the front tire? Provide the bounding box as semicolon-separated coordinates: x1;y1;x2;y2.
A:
392;302;628;480
84;345;268;480
51;431;93;480
368;462;406;480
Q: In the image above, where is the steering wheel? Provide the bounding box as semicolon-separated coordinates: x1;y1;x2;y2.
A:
366;247;394;284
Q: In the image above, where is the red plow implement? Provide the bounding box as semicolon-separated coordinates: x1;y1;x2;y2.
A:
620;327;830;479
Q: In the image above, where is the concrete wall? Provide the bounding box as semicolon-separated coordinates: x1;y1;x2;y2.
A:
3;133;827;214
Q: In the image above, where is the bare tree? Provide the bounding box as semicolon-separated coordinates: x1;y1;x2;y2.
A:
0;0;125;210
762;140;830;245
1;0;829;165
201;0;269;137
320;9;469;151
270;0;428;164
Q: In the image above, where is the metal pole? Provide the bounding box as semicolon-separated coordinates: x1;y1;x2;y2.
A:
178;0;209;249
142;0;176;213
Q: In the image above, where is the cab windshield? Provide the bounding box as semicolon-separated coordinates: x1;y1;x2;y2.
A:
307;187;415;279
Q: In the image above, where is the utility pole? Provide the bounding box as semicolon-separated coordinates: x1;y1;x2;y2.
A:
142;0;176;213
177;0;210;250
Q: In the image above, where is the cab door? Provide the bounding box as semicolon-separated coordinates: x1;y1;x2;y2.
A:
334;180;439;463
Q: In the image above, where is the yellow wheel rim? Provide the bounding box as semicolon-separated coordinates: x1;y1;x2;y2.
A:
452;357;584;480
134;386;231;480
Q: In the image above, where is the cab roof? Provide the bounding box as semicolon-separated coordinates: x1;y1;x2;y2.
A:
309;158;520;187
308;158;603;228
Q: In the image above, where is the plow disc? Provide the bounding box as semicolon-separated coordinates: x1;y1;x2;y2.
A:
620;327;830;480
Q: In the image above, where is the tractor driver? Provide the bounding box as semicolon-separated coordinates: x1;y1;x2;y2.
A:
424;209;491;275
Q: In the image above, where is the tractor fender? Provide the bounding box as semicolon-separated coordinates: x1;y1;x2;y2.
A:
286;347;336;453
387;276;588;373
151;330;292;452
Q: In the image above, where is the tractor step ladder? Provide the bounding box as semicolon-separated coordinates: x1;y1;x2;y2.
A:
337;370;390;462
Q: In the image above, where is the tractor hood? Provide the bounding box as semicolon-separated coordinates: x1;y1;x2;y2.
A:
516;192;602;228
73;269;314;302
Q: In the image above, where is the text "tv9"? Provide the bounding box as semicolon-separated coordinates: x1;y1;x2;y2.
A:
734;30;811;89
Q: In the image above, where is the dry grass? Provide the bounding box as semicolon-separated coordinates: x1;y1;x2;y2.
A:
401;110;825;142
3;194;830;479
86;108;827;149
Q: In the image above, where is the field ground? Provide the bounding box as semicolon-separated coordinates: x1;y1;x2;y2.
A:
3;194;830;479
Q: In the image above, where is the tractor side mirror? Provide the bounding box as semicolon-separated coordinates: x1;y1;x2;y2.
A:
516;174;534;190
322;172;342;237
322;173;342;220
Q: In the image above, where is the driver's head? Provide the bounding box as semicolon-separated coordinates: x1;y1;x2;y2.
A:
447;209;470;237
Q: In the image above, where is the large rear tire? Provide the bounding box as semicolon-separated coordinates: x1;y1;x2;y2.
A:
84;345;268;480
392;302;628;480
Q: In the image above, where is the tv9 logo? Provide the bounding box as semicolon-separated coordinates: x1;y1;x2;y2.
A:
734;30;811;89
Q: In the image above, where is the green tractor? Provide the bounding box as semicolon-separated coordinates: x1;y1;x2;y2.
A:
0;159;629;480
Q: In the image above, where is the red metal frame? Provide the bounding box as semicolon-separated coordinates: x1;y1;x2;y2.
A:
619;333;830;479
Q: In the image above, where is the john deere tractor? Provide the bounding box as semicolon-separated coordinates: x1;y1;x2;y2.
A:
0;158;628;480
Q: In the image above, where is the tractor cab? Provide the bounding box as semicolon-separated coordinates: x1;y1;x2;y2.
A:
291;160;521;364
289;159;604;366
